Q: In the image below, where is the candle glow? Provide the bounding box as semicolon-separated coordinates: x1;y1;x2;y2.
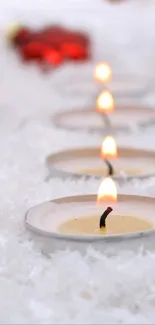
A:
96;90;114;113
94;62;112;83
97;177;117;204
101;136;118;159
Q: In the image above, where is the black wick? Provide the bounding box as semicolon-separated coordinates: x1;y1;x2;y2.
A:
100;207;113;228
104;159;114;176
102;113;111;129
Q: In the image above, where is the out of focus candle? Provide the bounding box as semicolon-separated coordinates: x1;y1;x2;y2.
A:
96;90;114;113
94;62;112;83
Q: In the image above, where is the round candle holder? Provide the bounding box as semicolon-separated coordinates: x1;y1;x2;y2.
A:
46;147;155;181
25;194;155;255
52;106;155;134
54;67;153;101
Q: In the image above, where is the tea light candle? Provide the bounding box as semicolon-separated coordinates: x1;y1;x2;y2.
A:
79;136;142;177
96;90;114;114
46;146;155;180
96;90;114;127
59;178;152;236
94;62;112;83
25;183;155;254
52;62;155;133
94;62;114;127
52;106;155;133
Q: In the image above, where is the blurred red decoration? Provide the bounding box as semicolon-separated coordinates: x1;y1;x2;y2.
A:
8;24;91;70
43;47;63;67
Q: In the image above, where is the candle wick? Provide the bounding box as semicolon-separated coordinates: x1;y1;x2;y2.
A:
100;206;113;228
104;159;114;176
102;113;111;128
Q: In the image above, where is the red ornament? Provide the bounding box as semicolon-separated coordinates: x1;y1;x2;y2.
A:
19;41;46;62
37;27;68;49
40;25;65;35
61;42;89;61
43;47;63;66
12;27;32;47
8;24;91;69
64;31;90;47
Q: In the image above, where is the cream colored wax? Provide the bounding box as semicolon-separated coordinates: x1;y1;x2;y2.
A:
78;167;143;176
58;214;152;235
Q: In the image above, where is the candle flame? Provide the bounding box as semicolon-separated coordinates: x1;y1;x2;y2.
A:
101;136;117;159
97;177;117;204
97;90;114;113
94;62;112;82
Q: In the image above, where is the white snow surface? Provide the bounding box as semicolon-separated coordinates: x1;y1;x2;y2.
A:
1;0;155;323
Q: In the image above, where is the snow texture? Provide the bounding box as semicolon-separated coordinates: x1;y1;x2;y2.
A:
1;0;155;323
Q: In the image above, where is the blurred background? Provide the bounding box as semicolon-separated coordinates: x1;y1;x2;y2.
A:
1;0;155;121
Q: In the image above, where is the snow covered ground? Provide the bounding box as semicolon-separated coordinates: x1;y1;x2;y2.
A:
1;0;155;323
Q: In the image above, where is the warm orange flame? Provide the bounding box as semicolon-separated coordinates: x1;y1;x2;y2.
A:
101;136;117;159
96;90;114;113
94;62;112;82
97;177;117;204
